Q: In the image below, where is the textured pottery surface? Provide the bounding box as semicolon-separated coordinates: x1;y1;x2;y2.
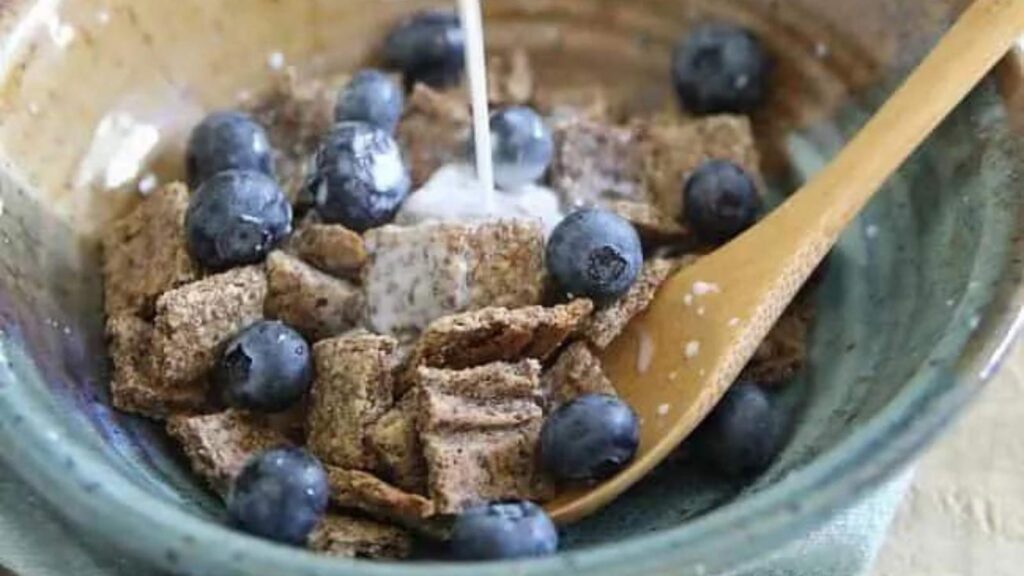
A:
0;1;1021;575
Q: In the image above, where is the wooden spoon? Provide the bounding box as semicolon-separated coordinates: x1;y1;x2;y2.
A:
546;0;1024;524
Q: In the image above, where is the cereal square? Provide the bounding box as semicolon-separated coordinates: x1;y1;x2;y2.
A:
151;266;267;390
107;314;206;418
308;333;398;469
166;410;291;494
102;182;200;318
542;341;616;408
265;251;364;342
308;514;413;559
363;221;546;338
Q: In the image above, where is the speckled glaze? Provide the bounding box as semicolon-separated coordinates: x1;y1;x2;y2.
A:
0;1;1021;575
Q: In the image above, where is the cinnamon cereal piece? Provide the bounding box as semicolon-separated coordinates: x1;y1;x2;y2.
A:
405;299;594;374
542;342;616;408
416;361;550;514
605;200;690;243
167;410;291;494
396;84;470;186
289;222;367;280
550;118;648;209
249;69;348;201
536;85;613;123
308;514;413;560
366;394;426;494
745;298;814;385
363;221;546;338
107;314;206;418
488;49;534;105
643;115;762;222
584;258;684;348
308;333;398;469
417;361;543;432
265;251;364;342
327;468;436;528
152;266;267;393
423;423;553;515
102;183;200;318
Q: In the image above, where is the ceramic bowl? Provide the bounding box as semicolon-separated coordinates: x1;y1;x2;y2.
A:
0;0;1021;575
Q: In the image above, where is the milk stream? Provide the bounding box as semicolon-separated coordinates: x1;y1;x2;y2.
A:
457;0;496;211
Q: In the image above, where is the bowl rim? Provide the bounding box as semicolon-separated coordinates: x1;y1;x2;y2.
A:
2;272;1019;576
0;3;1022;575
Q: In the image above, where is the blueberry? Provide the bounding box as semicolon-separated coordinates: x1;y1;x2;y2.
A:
227;447;329;546
305;122;411;232
335;70;404;133
694;382;784;477
216;321;312;413
683;159;761;243
546;209;643;304
383;10;465;89
540;393;640;483
185;170;292;270
490;106;554;190
671;23;769;114
450;501;558;561
186;111;275;189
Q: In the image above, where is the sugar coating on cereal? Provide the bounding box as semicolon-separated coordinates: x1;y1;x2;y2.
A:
152;265;267;393
288;222;367;280
404;299;594;375
363;221;546;338
365;394;426;494
265;251;364;342
308;514;413;559
541;341;616;409
308;333;398;469
102;182;200;318
167;410;292;494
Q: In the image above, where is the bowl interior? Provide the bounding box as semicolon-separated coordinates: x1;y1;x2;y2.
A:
0;0;1021;573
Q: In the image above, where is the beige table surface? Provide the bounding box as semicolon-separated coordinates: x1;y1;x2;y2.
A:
874;341;1024;575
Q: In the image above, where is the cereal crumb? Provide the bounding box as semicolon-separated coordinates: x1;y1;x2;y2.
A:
685;340;701;358
683;294;694;306
697;306;705;316
728;317;740;327
657;403;670;416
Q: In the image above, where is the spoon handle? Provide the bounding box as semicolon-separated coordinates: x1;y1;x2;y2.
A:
729;0;1024;278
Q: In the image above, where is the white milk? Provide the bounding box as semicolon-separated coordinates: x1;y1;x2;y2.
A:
457;0;496;210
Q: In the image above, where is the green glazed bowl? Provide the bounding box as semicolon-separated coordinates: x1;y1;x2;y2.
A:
0;0;1021;575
